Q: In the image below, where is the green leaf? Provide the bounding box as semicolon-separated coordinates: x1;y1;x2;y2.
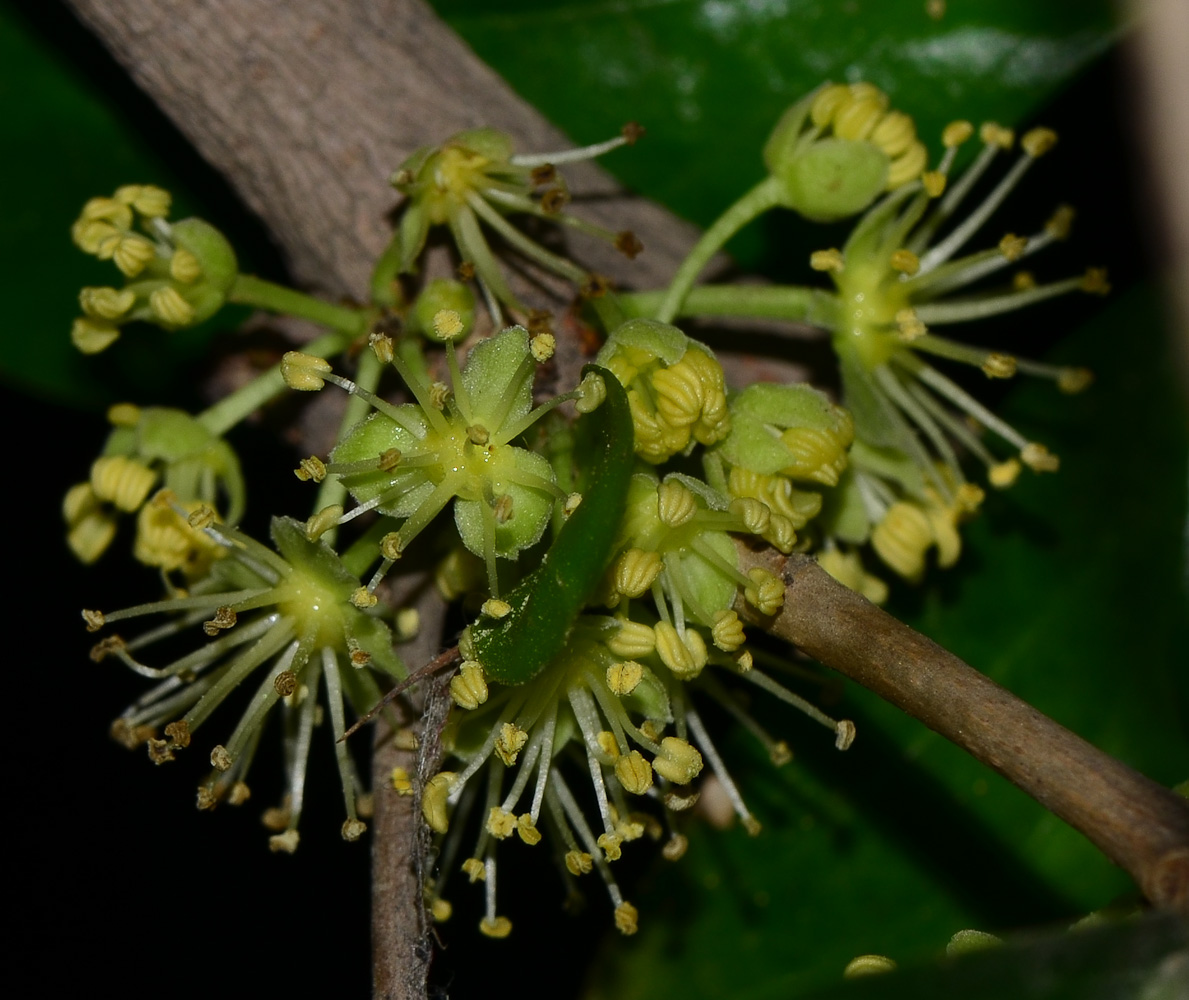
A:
431;0;1118;267
470;365;634;684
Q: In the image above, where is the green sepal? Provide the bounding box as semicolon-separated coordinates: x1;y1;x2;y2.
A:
461;325;533;433
718;382;846;475
775;137;890;223
170;217;238;323
453;447;556;558
470;365;634;685
596;317;695;368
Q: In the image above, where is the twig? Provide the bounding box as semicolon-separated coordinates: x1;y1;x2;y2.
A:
736;545;1189;914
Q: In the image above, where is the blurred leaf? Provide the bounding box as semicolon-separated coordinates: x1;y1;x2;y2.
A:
432;0;1118;266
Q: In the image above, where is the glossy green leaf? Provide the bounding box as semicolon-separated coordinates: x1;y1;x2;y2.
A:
471;365;634;684
431;0;1118;267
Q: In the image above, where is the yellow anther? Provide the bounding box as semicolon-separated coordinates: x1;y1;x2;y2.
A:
833;94;888;142
115;184;171;217
1013;271;1037;291
428;381;450;409
487;807;517;840
228;782;251;806
280;351;333;391
871;110;917;157
615;750;654;795
1045;204;1075;240
79;286;135;320
955;483;985;513
942;120;974;148
187;504;215;529
1021;127;1058;158
809;83;852;128
431;899;452;923
998;234;1028;261
606;659;645;696
607;619;655;659
981;353;1017;379
261;806;291;832
91;455;156;511
202;605;237;636
163;720;191;748
835;719;857;750
614;901;640;936
653;737;704;786
71;317;120;354
711;609;746;652
462;858;486;882
304;504;342;540
458;627;476;661
989;459;1022;489
1057;367;1094;394
886;141;928;188
431;308;465;341
810;248;845;273
844;955;898;978
273;670;298;698
872;502;933;581
1081;268;1111;295
481;598;512;619
530;332;555;362
348;639;371;667
575;370;607;413
479;916;512;939
889;249;919;275
654;621;706;680
744;567;785;616
563;492;583;518
169;248;203;284
422;773;455;833
1021;442;1060;473
656;479;698;527
264;828;300;853
517;814;542;846
210;745;233;771
293;456;327;482
82;608;106;632
373;448;401;473
896;307;927;341
379;531;404;560
112;234;156;277
149;284;194;326
450;661;488;710
921;170;947;198
557;851;590;880
614;548;663;599
393;728;420;752
979;122;1015;149
106;402;141;427
350;586;378;609
597;832;623;861
662;833;689;861
390;767;413;795
90;634;128;663
729;496;771;535
770;740;793;766
596;731;621;760
947;929;1004;955
466;423;490;446
369;330;394;363
494;723;529;766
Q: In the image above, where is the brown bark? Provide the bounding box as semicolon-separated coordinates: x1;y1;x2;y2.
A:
736;547;1189;914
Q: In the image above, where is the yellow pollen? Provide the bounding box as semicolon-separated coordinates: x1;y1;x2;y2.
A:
565;850;593;876
998;234;1028;261
432;309;465;341
1081;268;1111;295
614;901;640;936
187;504;215;529
517;814;542;845
596;731;621;760
889;249;920;275
744;567;785;616
431;899;452;923
369;331;394;363
462;858;486;882
615;751;654;795
921;170;947;198
1021;442;1059;473
981;353;1017;379
895;308;927;341
1057;367;1094;394
82;608;106;632
1046;204;1076;240
294;456;327;482
710;609;746;652
606;659;644;696
809;248;845;273
835;720;857;750
530;332;556;362
351;587;378;609
390;767;413;795
428;382;450;410
955;483;985;513
481;598;512;619
979;122;1015;149
656;479;698;527
942;120;974;147
281;351;332;391
653;737;703;785
493;723;529;766
379;531;404;560
1021;127;1058;158
487;807;517;840
450;661;488;710
989;459;1022;489
479;916;512;939
597;832;623;861
268;830;301;853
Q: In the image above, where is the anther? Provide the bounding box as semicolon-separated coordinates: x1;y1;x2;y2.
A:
481;598;512;619
657;479;698;527
369;330;395;363
889;249;920;275
979;122;1014;149
82;609;105;632
466;424;490;446
164;720;191;748
422;772;456;834
921;170;947;197
597;832;623;861
377;448;402;472
428;382;450;409
269;830;301;854
380;531;404;560
615;231;644;259
202;606;237;636
810;248;845;273
652;737;704;785
432;309;465;342
351;587;378;609
1045;204;1075;240
744;568;785;616
462;858;486;882
530;163;557;186
188;504;215;529
450;661;488;710
1013;271;1037;290
274;670;298;697
615;548;663;598
1021;442;1060;473
1081;268;1111;295
606;660;644;696
530;333;556;362
492;493;514;524
1057;367;1093;394
341;819;367;842
486;807;517;839
844;955;897;977
596;731;620;760
517;814;542;845
895;308;926;341
479;917;513;939
615;751;654;795
563;492;583;517
210;745;234;771
711;610;746;652
998;234;1028;261
494;723;529;766
540;187;570;214
1021;127;1058;158
575;372;606;413
615;901;640;935
834;720;857;751
942;120;974;147
281;352;333;391
565;850;593;875
981;353;1017;379
294;456;327;482
90;635;127;662
989;459;1022;489
390;767;414;795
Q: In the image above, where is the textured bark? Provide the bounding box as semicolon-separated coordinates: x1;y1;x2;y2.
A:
736;547;1189;915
